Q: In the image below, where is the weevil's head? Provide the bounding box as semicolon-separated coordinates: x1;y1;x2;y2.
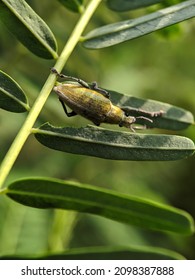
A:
122;115;150;132
120;115;136;127
122;114;154;131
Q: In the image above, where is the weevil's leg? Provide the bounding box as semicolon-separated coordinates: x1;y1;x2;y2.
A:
121;107;164;118
93;121;101;126
149;110;164;117
59;98;77;117
72;76;90;89
51;68;90;89
91;81;110;98
51;68;109;96
51;68;63;78
51;68;71;80
130;124;147;132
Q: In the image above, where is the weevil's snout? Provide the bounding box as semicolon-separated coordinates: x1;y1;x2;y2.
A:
120;115;136;128
120;116;140;132
123;115;154;132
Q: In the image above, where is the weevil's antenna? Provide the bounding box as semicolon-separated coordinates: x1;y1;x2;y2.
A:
122;106;164;118
129;116;153;132
136;116;153;123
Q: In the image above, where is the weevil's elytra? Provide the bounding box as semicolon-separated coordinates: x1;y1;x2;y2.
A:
54;83;111;125
52;69;163;131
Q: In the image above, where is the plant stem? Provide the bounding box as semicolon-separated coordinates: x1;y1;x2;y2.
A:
0;0;102;189
48;210;77;252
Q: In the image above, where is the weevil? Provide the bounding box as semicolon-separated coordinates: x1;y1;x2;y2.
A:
51;68;163;131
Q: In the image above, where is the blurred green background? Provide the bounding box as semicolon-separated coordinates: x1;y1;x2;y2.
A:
0;0;195;258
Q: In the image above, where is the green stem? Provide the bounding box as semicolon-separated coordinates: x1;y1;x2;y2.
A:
48;210;77;252
0;0;102;189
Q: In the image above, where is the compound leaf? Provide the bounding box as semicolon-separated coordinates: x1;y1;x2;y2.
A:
0;0;58;59
0;245;186;260
0;70;29;112
57;0;84;13
83;1;195;49
33;123;195;161
107;0;162;12
5;177;195;235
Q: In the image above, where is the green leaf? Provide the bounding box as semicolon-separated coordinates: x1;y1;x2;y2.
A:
33;123;195;161
0;70;30;112
5;177;195;234
83;0;195;49
0;0;58;59
109;90;194;130
107;0;162;12
57;0;84;13
0;246;186;260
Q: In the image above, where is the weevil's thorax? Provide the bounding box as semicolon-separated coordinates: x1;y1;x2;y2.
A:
105;104;136;128
105;104;124;124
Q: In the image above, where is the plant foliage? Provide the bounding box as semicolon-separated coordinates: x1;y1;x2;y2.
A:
0;0;194;259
